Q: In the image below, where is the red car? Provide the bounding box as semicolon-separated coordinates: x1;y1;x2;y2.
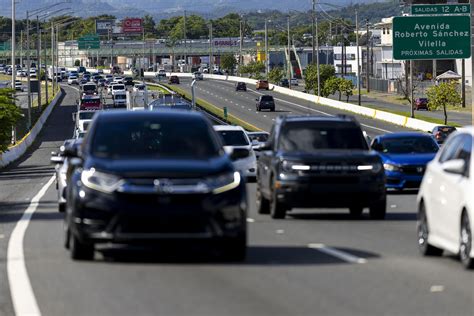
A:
414;98;429;111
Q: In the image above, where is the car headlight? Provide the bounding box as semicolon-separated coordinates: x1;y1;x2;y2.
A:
281;161;311;172
81;168;123;193
357;163;383;173
208;171;241;194
383;163;401;172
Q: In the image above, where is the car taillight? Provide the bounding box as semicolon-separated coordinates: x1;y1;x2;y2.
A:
435;131;442;139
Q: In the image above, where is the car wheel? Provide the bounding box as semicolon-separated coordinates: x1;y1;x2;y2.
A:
460;212;474;269
270;182;286;219
369;198;386;220
58;203;65;213
219;232;247;262
417;203;443;256
349;206;363;218
70;233;94;261
256;184;270;214
63;221;70;249
271;107;275;112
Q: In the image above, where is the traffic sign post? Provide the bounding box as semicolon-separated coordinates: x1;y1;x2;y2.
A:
393;15;471;60
78;35;100;50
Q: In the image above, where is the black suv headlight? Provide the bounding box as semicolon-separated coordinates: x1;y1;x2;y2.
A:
281;161;311;172
81;168;123;194
208;171;241;194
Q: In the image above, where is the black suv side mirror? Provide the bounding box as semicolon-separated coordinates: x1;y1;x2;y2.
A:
230;148;250;160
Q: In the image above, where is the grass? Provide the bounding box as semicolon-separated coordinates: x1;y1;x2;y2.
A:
147;84;170;94
363;103;462;127
162;83;261;132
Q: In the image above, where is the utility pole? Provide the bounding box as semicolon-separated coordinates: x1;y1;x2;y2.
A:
287;14;291;89
26;12;32;129
316;15;320;96
461;59;465;108
43;28;48;104
37;15;41;108
239;19;243;76
51;21;55;94
183;10;187;71
20;30;23;69
209;22;213;72
366;19;370;93
11;0;16;88
55;25;59;90
410;59;414;118
264;20;269;76
312;0;316;65
356;10;361;105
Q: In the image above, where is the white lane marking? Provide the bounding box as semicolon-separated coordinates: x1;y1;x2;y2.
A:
430;285;445;293
276;229;285;234
390;204;397;208
263;115;267;118
7;175;55;316
246;218;255;223
0;234;5;239
212;81;393;134
308;243;368;264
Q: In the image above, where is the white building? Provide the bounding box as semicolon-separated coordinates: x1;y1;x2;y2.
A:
373;17;404;80
333;46;362;76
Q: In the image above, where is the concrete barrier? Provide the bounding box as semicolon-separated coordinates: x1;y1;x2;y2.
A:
0;89;65;168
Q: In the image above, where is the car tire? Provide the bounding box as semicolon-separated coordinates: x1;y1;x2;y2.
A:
58;203;65;213
256;184;270;214
256;106;260;112
271;107;275;112
369;198;386;220
270;183;286;219
219;232;247;262
63;221;70;249
417;204;443;256
70;233;94;261
460;211;474;269
349;206;363;218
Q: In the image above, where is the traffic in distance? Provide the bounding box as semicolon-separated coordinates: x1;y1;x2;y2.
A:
46;67;473;270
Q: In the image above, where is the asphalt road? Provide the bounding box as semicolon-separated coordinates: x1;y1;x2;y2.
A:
0;83;473;316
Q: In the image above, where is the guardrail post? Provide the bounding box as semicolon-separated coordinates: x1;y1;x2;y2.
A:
191;79;196;109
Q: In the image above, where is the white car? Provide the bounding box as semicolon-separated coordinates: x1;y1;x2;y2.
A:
112;91;127;108
133;83;146;92
290;78;299;86
14;80;23;91
73;111;95;133
417;127;473;269
110;84;126;96
68;76;78;85
214;125;257;182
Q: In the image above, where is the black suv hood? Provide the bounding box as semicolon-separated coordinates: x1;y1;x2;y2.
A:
85;155;233;178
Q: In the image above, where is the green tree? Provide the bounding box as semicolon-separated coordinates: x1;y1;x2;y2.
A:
239;61;265;78
74;60;81;67
143;14;156;38
426;81;462;124
268;67;284;84
169;15;208;40
339;78;354;102
221;53;237;75
322;77;340;98
0;88;21;153
213;13;253;37
305;64;336;95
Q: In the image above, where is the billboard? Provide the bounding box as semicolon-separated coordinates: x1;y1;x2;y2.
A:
96;19;115;35
122;18;143;33
213;37;240;46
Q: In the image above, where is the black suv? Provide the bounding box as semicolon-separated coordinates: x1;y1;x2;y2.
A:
236;82;247;91
256;115;386;219
64;111;247;261
256;95;275;112
124;76;134;87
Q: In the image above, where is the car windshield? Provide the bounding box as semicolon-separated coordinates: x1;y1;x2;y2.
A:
115;95;126;100
83;85;96;91
279;122;368;152
261;96;273;102
113;85;125;90
91;118;220;159
79;112;95;120
437;126;456;135
217;130;249;146
380;137;439;154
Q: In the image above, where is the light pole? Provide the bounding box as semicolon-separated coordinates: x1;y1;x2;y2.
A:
208;22;213;73
356;10;361;106
287;14;291;88
11;0;16;88
264;20;269;77
239;17;243;76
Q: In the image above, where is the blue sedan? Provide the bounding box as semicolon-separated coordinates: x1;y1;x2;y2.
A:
371;132;439;190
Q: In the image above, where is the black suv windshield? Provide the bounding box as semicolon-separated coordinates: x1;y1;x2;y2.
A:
261;96;274;102
218;131;249;146
79;112;94;120
380;137;438;154
91;118;220;159
279;122;367;152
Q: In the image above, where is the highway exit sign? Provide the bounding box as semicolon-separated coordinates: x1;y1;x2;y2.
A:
412;4;471;15
78;35;100;50
393;15;471;60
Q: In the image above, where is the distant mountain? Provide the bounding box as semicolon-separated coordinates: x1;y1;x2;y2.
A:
1;0;392;19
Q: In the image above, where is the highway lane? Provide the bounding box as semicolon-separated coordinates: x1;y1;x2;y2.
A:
177;78;409;136
0;84;472;315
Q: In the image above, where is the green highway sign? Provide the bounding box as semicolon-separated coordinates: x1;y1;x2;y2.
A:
393;15;471;60
78;35;100;50
412;4;470;15
0;42;11;51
